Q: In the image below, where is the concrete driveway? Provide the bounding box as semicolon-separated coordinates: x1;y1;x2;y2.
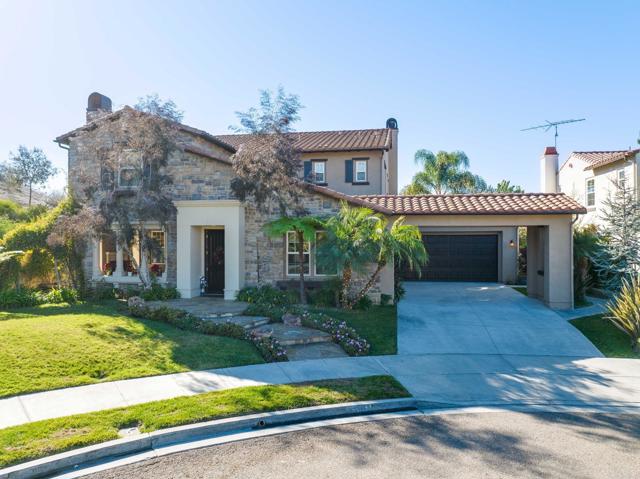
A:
398;282;602;357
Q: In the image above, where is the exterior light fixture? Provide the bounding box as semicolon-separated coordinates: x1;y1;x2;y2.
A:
509;240;516;248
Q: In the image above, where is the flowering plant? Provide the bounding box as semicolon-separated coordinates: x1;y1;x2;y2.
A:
300;311;370;356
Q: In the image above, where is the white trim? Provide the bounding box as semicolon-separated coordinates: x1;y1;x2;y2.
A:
174;200;242;208
585;177;595;207
286;231;310;276
354;159;368;183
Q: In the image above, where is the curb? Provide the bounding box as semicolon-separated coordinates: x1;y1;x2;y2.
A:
0;398;418;479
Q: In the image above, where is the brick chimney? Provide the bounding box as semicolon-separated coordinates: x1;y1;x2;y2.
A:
86;92;112;123
540;146;558;193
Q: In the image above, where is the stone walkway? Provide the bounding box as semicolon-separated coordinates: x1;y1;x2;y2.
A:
146;297;347;361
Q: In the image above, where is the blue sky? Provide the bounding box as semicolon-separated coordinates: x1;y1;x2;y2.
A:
1;0;638;193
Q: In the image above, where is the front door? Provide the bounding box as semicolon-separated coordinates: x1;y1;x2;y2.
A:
204;229;225;295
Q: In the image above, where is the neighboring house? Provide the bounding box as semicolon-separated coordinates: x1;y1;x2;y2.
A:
55;93;586;309
543;146;640;226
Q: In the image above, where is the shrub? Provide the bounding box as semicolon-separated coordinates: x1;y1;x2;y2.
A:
606;275;640;353
300;311;370;356
0;287;79;308
353;295;373;311
249;334;288;362
380;294;392;306
237;285;295;306
128;303;288;362
90;282;116;301
308;279;341;307
139;283;181;301
43;287;79;304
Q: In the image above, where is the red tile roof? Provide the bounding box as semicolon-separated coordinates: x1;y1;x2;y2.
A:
355;193;587;215
569;149;640;171
215;128;393;153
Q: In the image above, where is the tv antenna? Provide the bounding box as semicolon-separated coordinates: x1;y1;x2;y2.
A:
521;118;586;147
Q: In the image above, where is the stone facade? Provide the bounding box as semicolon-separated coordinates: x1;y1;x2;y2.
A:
64;109;384;300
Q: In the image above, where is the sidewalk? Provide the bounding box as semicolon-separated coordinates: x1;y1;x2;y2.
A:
2;354;639;429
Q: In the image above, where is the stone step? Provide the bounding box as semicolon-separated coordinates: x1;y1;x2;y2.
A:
203;315;271;330
286;343;348;361
250;323;333;346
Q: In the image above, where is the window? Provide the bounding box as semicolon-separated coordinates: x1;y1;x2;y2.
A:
286;231;310;275
354;159;368;183
149;230;166;276
118;167;141;188
312;161;326;184
586;178;595;207
314;231;337;276
618;169;626;188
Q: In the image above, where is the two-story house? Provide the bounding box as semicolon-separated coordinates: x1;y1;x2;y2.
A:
55;93;586;309
542;146;640;226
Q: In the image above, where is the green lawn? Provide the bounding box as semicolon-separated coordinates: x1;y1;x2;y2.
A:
0;375;409;468
570;314;640;359
0;302;264;398
313;305;397;355
512;286;528;296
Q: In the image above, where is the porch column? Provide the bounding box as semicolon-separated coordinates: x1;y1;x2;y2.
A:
91;238;102;278
545;220;573;310
114;241;125;278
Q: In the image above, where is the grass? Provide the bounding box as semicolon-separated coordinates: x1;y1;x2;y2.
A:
0;302;264;398
312;305;397;355
0;375;409;468
570;314;640;359
512;286;528;296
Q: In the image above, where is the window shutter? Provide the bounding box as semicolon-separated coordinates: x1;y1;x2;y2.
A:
303;161;312;182
345;159;353;183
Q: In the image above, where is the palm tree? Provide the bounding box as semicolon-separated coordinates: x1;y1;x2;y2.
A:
494;180;524;193
350;216;428;308
401;150;488;194
264;215;323;303
318;202;380;308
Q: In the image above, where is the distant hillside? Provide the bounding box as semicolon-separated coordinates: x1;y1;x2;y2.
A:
0;182;53;207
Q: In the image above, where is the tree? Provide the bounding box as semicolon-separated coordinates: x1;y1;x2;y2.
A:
318;202;380;308
493;180;524;193
134;94;184;122
401;150;488;195
264;216;323;303
76;109;180;289
590;179;640;290
47;204;104;289
7;146;57;206
350;216;427;307
230;87;305;215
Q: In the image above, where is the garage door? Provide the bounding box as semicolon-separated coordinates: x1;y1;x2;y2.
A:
403;234;498;282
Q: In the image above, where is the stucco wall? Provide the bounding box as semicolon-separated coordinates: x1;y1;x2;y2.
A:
558;153;639;227
301;150;385;196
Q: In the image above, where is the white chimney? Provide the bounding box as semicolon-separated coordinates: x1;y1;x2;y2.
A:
540;146;558;193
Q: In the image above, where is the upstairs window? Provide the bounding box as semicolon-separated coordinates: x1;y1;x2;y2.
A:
118;167;141;188
586;178;595;207
618;169;626;188
354;159;368;183
312;160;326;184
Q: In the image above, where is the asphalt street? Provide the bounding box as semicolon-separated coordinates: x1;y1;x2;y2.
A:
85;411;640;479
